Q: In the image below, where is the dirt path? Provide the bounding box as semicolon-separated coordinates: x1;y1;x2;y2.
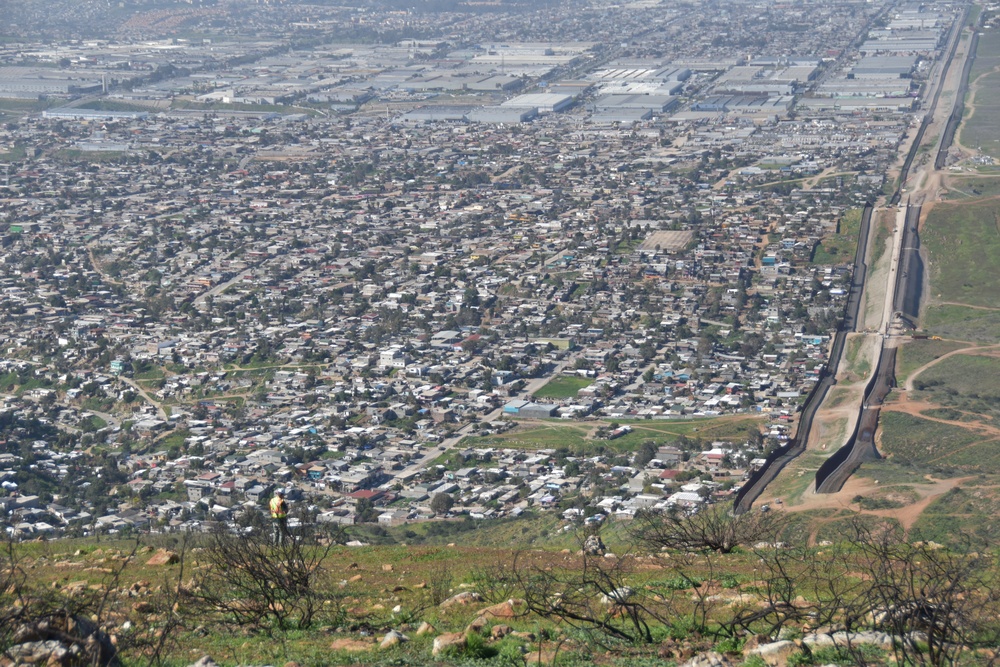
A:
784;473;974;535
903;343;1000;391
865;476;973;531
86;244;123;286
885;392;1000;437
119;376;168;420
934;301;1000;311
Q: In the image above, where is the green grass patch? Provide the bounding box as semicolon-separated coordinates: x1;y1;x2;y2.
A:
942;175;1000;200
895;338;968;384
0;97;57;116
768;451;831;506
0;371;17;392
854;459;939;484
970;29;1000;86
911;484;1000;545
0;144;26;160
813;511;900;544
533;375;593;399
921;407;965;421
922;198;1000;309
464;416;762;453
912;353;1000;422
610;417;762;450
78;414;107;432
959;69;1000;159
52;149;129;162
841;335;872;381
157;429;191;452
853;485;919;511
914;353;1000;396
134;368;165;381
463;422;593;450
878;412;990;472
925;304;1000;343
82;396;115;412
823;387;854;409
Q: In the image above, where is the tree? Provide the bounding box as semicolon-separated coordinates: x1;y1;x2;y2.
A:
430;492;454;515
631;504;783;554
355;497;378;523
634;441;658;467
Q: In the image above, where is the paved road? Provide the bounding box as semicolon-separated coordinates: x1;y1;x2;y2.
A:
119;376;169;420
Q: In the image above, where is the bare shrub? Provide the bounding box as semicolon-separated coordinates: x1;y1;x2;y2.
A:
849;519;1000;667
472;531;678;645
632;504;785;554
0;536;186;667
191;511;345;632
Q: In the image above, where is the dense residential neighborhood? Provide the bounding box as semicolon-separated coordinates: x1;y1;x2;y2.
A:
0;0;975;539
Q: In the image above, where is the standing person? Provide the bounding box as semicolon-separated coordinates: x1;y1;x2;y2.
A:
269;488;289;546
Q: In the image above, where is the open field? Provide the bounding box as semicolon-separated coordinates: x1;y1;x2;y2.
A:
763;451;829;506
172;98;323;116
811;207;862;265
913;351;1000;396
924;304;1000;342
921;198;1000;309
910;479;1000;544
839;333;875;383
894;338;968;383
959;74;1000;158
941;174;1000;200
969;30;1000;92
77;99;162;113
0;96;55;121
878;411;997;473
463;416;763;453
532;375;593;399
860;209;896;329
910;352;1000;423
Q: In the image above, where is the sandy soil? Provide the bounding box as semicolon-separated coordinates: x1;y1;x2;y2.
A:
860;240;893;331
804;333;881;452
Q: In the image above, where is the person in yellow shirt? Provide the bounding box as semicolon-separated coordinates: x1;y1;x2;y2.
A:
269;488;289;546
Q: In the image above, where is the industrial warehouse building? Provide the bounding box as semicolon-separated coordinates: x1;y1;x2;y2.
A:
503;400;559;419
502;93;574;113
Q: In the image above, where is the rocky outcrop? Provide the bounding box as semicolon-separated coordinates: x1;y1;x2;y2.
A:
415;622;436;636
744;639;798;666
432;632;467;656
439;591;482;609
583;535;606;555
678;651;736;667
145;549;179;566
379;630;408;649
477;599;526;619
2;613;119;667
